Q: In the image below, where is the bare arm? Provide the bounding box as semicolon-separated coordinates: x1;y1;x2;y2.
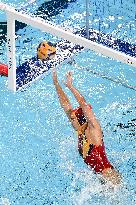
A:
64;72;100;129
69;85;98;128
52;68;73;118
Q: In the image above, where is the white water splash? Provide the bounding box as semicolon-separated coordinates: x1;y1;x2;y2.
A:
0;198;10;205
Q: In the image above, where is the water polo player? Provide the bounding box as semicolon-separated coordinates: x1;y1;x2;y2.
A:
52;67;122;185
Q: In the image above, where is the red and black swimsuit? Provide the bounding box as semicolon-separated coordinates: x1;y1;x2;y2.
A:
84;142;113;173
78;134;113;173
72;105;113;173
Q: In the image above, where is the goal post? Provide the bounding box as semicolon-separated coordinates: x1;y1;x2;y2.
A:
0;2;136;91
6;11;16;92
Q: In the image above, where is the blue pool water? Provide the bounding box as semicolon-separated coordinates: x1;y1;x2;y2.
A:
0;0;50;25
0;0;136;204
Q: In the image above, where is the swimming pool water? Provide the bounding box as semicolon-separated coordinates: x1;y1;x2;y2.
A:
0;0;136;204
0;0;136;64
0;50;136;205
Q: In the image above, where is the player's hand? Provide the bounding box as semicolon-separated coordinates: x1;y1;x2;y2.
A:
63;71;73;88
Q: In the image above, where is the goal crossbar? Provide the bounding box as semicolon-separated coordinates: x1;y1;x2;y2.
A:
0;2;136;91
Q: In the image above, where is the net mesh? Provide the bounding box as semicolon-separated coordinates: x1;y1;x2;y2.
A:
0;0;136;91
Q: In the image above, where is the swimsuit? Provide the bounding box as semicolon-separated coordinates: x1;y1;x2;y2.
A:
72;105;113;173
84;142;113;173
78;134;113;173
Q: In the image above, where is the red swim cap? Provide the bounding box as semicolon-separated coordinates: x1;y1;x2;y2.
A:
72;104;92;125
71;107;86;125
